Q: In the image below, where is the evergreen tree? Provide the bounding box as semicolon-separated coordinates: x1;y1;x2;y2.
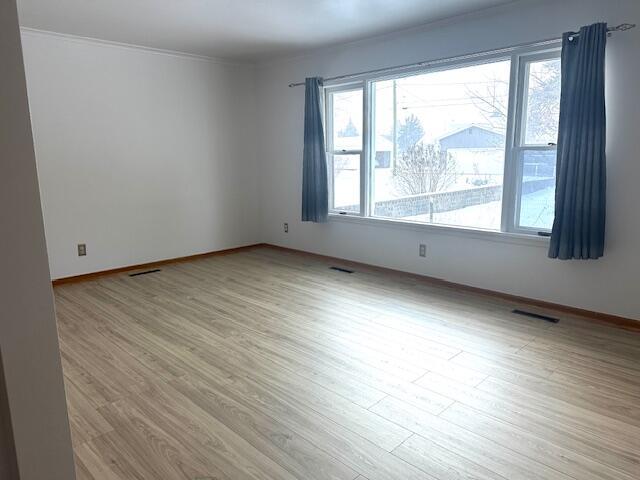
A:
338;118;359;137
397;114;424;153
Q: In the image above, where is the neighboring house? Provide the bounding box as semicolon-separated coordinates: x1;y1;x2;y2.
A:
337;124;506;170
436;125;507;182
437;124;505;151
371;124;505;169
374;135;394;168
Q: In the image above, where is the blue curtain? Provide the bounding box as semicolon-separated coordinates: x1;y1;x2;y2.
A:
301;77;329;223
549;23;607;260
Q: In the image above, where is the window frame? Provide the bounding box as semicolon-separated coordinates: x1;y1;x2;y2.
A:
324;44;561;237
508;50;562;235
325;83;366;215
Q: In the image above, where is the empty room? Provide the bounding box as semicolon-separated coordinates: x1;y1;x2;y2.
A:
2;0;640;479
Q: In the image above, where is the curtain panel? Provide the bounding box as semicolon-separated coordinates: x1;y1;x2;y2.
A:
549;22;607;259
301;77;329;223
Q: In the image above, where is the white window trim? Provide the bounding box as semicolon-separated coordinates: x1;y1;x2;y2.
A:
324;43;561;241
328;213;550;247
509;50;562;235
325;83;365;215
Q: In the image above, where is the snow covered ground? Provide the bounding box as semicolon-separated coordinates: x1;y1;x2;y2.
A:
405;186;555;231
332;165;555;231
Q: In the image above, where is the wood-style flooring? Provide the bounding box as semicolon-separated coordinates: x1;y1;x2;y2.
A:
54;246;640;480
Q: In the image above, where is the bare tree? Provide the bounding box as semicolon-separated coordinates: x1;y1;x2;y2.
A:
393;143;456;196
525;63;560;142
465;78;509;133
466;62;560;140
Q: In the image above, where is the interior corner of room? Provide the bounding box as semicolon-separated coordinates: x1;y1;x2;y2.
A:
2;0;640;479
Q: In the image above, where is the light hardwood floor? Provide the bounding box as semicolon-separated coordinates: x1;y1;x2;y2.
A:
54;246;640;480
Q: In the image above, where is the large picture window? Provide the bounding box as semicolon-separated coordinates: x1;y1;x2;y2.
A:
325;47;561;236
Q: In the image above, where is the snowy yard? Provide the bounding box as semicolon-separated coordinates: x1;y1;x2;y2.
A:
405;187;554;231
333;165;555;231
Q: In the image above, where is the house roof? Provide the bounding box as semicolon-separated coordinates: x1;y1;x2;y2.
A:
437;124;504;142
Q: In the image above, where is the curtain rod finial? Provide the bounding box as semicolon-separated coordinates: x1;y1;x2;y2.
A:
613;23;636;32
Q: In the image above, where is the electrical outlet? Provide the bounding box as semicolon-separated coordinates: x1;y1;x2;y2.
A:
419;243;427;258
78;243;87;256
284;222;289;233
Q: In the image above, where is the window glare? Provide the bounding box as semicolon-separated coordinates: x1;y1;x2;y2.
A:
332;154;360;211
328;89;362;212
331;89;363;152
372;60;511;231
524;58;561;146
517;149;556;230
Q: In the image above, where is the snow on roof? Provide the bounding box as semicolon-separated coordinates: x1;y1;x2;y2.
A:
436;124;502;141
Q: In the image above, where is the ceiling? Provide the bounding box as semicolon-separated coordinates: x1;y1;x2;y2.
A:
17;0;518;61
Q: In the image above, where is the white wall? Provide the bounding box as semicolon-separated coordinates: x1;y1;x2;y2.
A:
21;31;259;280
256;0;640;320
0;0;76;477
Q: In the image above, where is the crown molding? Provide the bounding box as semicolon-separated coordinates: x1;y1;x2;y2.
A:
19;27;252;67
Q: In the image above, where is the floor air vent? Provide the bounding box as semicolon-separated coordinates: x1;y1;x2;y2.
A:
329;266;354;274
512;309;559;323
129;269;161;277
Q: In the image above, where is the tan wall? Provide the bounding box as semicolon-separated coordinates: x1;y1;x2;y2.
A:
0;0;76;478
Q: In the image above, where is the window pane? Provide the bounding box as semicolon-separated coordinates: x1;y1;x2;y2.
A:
517;149;556;230
523;58;561;145
331;90;363;152
331;154;360;212
371;60;511;230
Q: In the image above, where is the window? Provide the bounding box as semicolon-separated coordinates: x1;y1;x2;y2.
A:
325;47;561;236
326;87;363;213
513;55;561;232
372;60;510;231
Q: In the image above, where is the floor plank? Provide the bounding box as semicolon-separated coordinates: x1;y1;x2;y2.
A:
371;396;574;480
393;434;509;480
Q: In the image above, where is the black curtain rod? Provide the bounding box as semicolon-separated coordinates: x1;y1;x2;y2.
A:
288;23;636;88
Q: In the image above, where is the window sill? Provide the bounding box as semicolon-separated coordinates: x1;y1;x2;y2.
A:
328;213;550;248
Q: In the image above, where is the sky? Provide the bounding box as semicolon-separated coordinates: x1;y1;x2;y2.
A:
331;58;512;150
